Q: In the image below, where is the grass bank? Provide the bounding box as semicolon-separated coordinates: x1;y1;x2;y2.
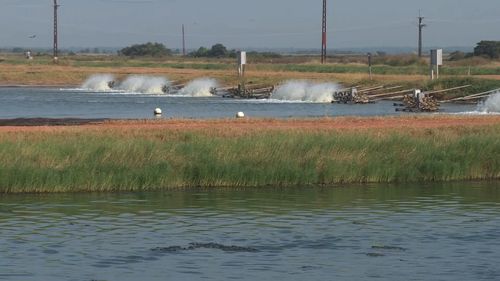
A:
2;54;500;92
0;117;499;193
261;63;500;76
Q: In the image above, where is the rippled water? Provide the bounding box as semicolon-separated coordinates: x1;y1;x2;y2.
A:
0;87;476;119
1;182;499;281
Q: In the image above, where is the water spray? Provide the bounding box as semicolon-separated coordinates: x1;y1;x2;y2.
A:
81;74;116;91
177;78;219;97
272;80;341;103
118;75;170;94
478;92;500;113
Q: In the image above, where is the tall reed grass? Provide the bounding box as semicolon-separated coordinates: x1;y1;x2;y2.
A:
0;123;498;193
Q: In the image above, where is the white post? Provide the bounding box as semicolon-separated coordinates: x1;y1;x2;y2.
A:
430;49;442;81
238;51;247;96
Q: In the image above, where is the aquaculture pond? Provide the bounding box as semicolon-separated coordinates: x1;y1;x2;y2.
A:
1;182;499;281
0;87;477;119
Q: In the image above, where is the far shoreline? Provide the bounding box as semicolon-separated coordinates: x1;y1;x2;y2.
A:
0;84;77;88
0;117;109;126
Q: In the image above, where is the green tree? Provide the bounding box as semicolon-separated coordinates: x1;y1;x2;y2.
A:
191;47;210;57
120;42;172;57
208;43;228;57
474;41;500;59
189;43;238;58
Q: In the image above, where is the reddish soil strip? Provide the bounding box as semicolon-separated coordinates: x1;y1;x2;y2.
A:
0;116;499;133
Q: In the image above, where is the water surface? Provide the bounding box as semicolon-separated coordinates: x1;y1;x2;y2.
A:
1;182;499;281
0;87;476;119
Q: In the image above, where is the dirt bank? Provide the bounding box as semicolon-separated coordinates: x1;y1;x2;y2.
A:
1;115;499;133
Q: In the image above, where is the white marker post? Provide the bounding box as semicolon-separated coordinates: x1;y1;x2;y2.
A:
238;51;246;78
430;49;443;80
238;51;247;96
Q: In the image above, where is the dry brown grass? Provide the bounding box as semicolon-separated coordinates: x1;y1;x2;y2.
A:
1;53;499;90
2;115;499;135
0;62;434;87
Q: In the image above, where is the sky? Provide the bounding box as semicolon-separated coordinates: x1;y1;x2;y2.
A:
0;0;499;50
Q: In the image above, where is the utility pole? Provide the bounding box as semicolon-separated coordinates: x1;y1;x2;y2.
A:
321;0;327;64
418;11;426;57
53;0;59;62
182;24;186;56
368;52;372;80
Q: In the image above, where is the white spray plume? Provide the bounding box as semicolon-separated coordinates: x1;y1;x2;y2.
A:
117;75;170;94
272;80;340;103
478;92;500;113
178;78;218;97
81;74;115;91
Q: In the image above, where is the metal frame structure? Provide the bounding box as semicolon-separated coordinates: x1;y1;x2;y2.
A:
418;12;426;57
182;24;186;56
53;0;59;60
321;0;327;64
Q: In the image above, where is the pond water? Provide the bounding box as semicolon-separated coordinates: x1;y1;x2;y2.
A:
0;87;477;119
1;182;499;281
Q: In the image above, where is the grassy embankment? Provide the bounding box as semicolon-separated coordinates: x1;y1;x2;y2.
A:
1;54;500;99
1;117;499;193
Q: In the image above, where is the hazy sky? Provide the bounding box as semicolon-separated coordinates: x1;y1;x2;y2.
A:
1;0;499;49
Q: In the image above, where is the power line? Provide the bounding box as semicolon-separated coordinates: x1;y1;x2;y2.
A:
427;18;500;24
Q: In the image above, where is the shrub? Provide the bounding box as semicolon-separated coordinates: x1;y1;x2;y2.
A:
120;42;172;57
474;41;500;59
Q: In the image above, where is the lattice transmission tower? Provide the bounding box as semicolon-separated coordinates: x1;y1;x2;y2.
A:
321;0;327;64
53;0;59;60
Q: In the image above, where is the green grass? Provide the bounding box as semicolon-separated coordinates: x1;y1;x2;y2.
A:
3;53;499;76
1;124;499;193
259;64;426;75
1;54;499;98
71;60;231;70
424;77;500;99
255;63;500;76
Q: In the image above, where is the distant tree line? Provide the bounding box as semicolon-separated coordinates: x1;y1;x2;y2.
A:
474;41;500;59
119;42;172;57
189;43;282;59
449;41;500;61
190;43;236;58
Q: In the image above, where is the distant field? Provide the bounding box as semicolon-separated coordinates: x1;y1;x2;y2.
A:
1;53;500;98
